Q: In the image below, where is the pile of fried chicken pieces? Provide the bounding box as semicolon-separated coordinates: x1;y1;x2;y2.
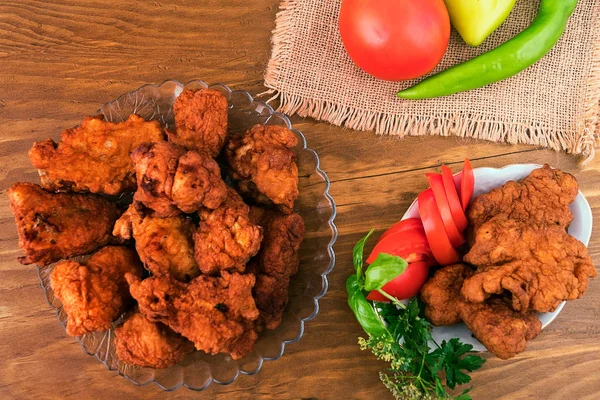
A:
8;88;306;369
420;166;596;359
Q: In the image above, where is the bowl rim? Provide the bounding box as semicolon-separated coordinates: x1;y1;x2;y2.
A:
37;79;338;391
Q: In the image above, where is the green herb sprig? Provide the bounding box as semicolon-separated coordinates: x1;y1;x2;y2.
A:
347;231;485;399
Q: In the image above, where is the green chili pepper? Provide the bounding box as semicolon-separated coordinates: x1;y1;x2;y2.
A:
346;274;390;338
397;0;578;99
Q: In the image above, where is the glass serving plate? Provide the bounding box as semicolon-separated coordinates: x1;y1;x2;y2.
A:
36;80;338;391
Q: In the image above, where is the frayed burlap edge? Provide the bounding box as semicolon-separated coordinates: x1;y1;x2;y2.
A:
263;0;600;164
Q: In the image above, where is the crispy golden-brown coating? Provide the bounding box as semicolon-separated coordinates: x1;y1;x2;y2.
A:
50;246;143;336
248;207;304;330
29;114;165;195
193;188;263;275
113;204;200;282
226;124;299;213
169;89;228;157
7;182;122;266
131;142;227;217
127;272;259;359
115;312;194;369
460;298;542;360
420;264;473;326
462;218;596;313
252;274;290;330
467;165;578;232
250;207;305;279
420;264;541;360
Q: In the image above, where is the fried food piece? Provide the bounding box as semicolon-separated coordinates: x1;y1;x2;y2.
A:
50;246;143;336
115;312;194;369
194;188;262;275
169;88;228;157
29;114;165;195
420;264;542;360
420;264;473;326
462;218;596;313
248;207;304;329
113;204;200;281
127;272;259;359
132;142;227;217
250;207;305;278
467;165;578;232
252;274;290;330
459;298;542;360
7;182;122;266
226;124;299;213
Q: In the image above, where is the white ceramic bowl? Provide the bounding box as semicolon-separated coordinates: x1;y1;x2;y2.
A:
402;164;592;352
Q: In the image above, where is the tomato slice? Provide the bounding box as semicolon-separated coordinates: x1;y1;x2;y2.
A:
418;189;460;266
366;262;430;302
441;165;468;232
426;173;465;247
461;158;474;211
378;218;424;243
366;228;431;264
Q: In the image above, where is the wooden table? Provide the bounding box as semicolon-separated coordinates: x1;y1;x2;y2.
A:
1;2;599;399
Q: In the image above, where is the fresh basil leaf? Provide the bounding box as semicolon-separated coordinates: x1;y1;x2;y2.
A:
363;253;407;291
346;274;390;338
352;229;375;275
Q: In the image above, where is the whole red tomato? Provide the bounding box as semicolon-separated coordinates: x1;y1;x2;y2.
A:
339;0;450;81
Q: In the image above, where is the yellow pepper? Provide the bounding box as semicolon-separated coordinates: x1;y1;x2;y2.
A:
444;0;517;47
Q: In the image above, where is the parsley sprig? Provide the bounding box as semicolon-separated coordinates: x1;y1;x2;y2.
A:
347;231;485;399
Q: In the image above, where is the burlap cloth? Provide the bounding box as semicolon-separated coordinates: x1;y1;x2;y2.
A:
263;0;600;162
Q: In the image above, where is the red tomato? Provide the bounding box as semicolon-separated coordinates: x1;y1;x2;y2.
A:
378;218;424;242
339;0;451;81
367;262;430;301
418;189;460;266
366;228;432;264
426;173;465;247
461;159;474;210
441;165;468;232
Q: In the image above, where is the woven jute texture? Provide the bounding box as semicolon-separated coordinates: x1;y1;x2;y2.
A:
264;0;600;162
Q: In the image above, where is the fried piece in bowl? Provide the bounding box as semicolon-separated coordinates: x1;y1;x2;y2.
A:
29;114;165;195
7;182;122;266
226;124;299;213
420;264;542;360
194;188;263;275
115;312;194;369
249;207;305;330
127;272;259;360
113;204;200;282
462;218;596;313
467;165;578;232
50;246;143;336
169;88;228;157
131;142;227;217
459;298;542;360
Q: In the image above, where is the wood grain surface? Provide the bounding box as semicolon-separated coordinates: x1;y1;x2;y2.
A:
1;1;599;399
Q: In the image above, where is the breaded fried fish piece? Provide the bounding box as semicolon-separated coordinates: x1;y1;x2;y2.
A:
127;272;259;359
29;114;165;195
131;141;227;217
193;188;262;275
226;125;299;213
169;88;229;157
50;246;143;336
8;182;122;266
113;204;200;282
115;312;194;369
